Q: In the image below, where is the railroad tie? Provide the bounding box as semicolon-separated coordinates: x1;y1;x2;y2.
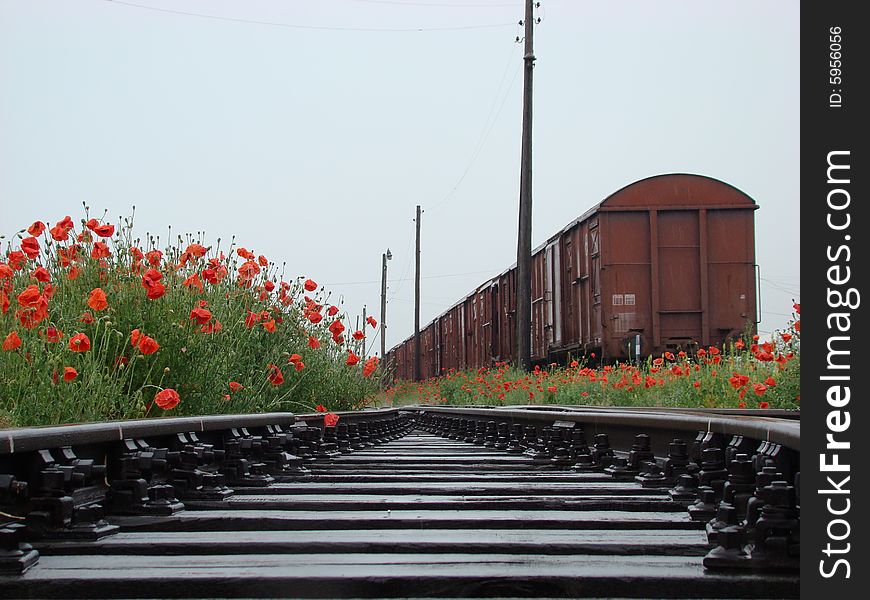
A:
0;413;800;599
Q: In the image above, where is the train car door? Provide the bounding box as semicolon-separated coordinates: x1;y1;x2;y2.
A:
589;220;602;349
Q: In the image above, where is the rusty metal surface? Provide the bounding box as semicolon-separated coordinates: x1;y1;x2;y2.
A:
386;173;758;380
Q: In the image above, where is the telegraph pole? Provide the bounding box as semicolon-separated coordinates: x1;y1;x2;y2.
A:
379;249;391;389
515;0;536;372
380;250;390;360
414;205;422;381
361;306;366;360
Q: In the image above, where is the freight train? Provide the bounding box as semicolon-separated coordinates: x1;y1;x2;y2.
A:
386;173;759;381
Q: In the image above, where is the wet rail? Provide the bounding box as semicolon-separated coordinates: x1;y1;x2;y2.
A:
0;406;799;598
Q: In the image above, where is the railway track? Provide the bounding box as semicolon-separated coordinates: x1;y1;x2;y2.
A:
0;406;799;598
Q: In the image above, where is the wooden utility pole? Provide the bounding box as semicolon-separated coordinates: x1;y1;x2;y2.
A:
515;0;536;372
361;306;366;360
414;205;422;381
380;251;390;360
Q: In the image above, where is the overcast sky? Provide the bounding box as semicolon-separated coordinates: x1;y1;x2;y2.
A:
1;0;800;353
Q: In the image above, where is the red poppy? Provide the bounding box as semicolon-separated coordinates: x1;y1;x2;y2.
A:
30;266;50;283
138;335;160;355
183;272;204;293
68;332;91;352
734;339;745;350
44;326;63;343
63;367;78;382
17;285;41;308
781;333;792;343
184;243;207;258
301;278;317;292
142;272;166;300
237;247;255;260
764;376;777;387
49;225;70;242
202;266;225;285
324;413;340;427
244;311;261;328
258;255;268;267
288;353;302;364
27;221;46;237
264;281;275;293
294;361;305;372
80;311;95;324
729;373;749;390
693;380;701;388
793;303;800;315
327;305;339;317
67;265;81;281
189;306;212;325
315;403;327;412
366;316;377;328
7;251;26;271
85;219;115;238
352;330;364;341
90;242;111;259
308;336;321;349
146;250;163;266
229;381;244;393
307;311;323;324
793;320;800;332
21;237;40;259
238;261;260;279
267;364;284;385
758;401;770;409
737;401;746;409
87;288;108;312
346;351;360;366
363;356;379;378
154;388;180;410
547;385;557;393
328;320;345;336
752;383;768;396
201;320;222;334
2;331;22;351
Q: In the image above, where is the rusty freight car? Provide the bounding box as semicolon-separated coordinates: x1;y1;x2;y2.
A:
387;174;758;381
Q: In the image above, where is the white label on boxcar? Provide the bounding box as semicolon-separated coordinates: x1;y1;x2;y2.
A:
612;294;624;305
625;293;636;306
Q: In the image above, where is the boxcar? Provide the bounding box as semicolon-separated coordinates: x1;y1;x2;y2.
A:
386;173;758;381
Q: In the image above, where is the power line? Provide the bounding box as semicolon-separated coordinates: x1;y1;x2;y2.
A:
103;0;516;32
429;41;523;212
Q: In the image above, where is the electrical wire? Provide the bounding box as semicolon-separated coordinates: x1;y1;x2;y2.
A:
429;41;522;212
103;0;517;32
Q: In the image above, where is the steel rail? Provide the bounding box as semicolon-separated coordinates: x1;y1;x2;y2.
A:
409;405;800;451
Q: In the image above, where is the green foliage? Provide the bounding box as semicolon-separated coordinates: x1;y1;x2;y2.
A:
1;210;380;427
